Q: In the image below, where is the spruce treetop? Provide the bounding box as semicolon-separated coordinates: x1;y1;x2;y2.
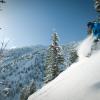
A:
51;33;59;46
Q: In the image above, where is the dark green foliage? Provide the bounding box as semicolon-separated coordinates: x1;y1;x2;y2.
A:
44;33;65;83
69;50;78;65
20;80;36;100
62;42;79;67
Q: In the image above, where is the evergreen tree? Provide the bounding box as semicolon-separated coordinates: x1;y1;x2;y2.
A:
44;33;65;83
20;80;36;100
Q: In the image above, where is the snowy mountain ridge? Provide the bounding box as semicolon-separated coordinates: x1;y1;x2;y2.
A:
0;42;78;100
0;45;47;100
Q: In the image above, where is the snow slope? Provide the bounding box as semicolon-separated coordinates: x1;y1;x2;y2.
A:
28;36;100;100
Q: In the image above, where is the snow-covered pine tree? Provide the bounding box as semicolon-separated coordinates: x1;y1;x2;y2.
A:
20;80;36;100
44;33;65;83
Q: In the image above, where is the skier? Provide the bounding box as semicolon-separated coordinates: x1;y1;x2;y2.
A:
87;0;100;42
87;21;100;42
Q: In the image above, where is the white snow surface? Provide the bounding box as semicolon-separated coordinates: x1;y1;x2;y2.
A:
78;34;94;60
28;35;100;100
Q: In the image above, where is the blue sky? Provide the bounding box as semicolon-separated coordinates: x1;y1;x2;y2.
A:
0;0;98;48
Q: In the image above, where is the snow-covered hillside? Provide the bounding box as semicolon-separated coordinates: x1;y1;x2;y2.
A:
0;43;78;100
0;45;47;100
28;36;100;100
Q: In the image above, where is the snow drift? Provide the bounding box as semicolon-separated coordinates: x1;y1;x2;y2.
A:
28;35;100;100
